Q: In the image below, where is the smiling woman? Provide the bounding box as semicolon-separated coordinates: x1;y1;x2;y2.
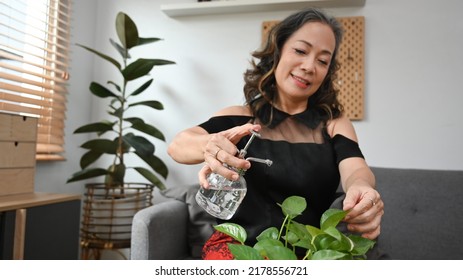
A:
0;0;72;161
168;7;384;260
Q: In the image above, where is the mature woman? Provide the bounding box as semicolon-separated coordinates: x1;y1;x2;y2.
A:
168;8;384;259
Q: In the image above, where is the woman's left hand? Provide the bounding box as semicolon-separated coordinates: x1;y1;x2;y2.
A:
342;185;384;240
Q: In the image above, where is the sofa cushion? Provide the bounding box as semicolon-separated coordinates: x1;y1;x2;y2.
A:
161;184;216;258
371;167;463;260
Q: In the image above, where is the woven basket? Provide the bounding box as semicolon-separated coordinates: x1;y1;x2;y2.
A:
80;183;153;259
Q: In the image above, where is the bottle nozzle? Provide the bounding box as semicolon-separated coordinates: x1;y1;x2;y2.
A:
246;157;273;167
238;129;261;158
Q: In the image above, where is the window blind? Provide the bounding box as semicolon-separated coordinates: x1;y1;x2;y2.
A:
0;0;72;161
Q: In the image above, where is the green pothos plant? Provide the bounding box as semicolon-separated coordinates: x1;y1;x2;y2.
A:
214;196;376;260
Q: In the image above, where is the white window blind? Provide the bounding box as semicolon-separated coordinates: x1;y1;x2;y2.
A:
0;0;71;161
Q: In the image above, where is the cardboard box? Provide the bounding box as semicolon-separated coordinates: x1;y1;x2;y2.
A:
0;113;38;196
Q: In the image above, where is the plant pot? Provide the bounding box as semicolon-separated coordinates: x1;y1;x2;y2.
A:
80;183;154;252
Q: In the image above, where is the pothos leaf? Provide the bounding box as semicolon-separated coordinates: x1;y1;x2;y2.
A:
228;244;264;260
256;227;279;241
349;235;376;256
265;245;298;260
311;249;348;260
279;195;307;219
320;208;347;231
214;223;247;244
253;238;285;259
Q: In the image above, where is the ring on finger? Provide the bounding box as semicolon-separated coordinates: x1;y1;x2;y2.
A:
368;198;376;207
213;148;221;159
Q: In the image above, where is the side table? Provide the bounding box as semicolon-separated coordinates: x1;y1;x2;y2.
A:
0;192;81;260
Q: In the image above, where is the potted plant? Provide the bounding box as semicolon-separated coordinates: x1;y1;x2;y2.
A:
67;12;175;259
215;196;376;260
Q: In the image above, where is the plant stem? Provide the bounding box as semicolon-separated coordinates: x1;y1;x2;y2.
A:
278;215;289;241
302;250;311;260
117;51;128;186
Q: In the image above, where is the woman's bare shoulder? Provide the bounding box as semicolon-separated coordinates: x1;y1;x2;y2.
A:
213;105;252;117
327;114;359;142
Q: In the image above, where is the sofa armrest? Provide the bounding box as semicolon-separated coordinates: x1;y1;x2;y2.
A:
131;199;189;260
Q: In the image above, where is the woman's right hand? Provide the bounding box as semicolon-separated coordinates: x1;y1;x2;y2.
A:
200;123;261;188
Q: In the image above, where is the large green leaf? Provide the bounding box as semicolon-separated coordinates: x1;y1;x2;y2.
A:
122;58;175;81
279;195;307;219
293;237;314;251
312;233;337;251
80;150;103;169
320;208;347;231
90;82;119;99
336;233;355;252
265;245;298;260
116;12;138;49
137;37;161;46
214;223;247;244
254;238;284;251
256;227;279;241
73;121;115;135
311;249;348;260
287;221;311;240
76;44;121;70
66;168;108;183
125;117;165;141
287;222;314;251
306;224;323;238
349;235;376;256
253;238;285;258
134;167;166;190
129;100;163;110
228;244;264;260
324;226;342;241
283;230;299;246
81;139;118;154
135;152;168;179
128;79;153;97
123;133;155;156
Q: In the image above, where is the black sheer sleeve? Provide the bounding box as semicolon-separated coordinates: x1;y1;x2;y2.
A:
198;116;253;134
332;134;365;164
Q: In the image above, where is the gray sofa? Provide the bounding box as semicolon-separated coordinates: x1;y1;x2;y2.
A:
131;167;463;260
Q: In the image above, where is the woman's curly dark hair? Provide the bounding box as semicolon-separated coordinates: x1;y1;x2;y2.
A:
244;8;344;122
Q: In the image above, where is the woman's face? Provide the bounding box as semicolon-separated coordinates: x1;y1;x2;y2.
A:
274;21;336;111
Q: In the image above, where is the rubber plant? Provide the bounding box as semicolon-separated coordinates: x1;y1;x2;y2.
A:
67;12;174;190
215;196;376;260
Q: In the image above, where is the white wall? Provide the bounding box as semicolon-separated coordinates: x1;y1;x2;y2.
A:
34;0;463;193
